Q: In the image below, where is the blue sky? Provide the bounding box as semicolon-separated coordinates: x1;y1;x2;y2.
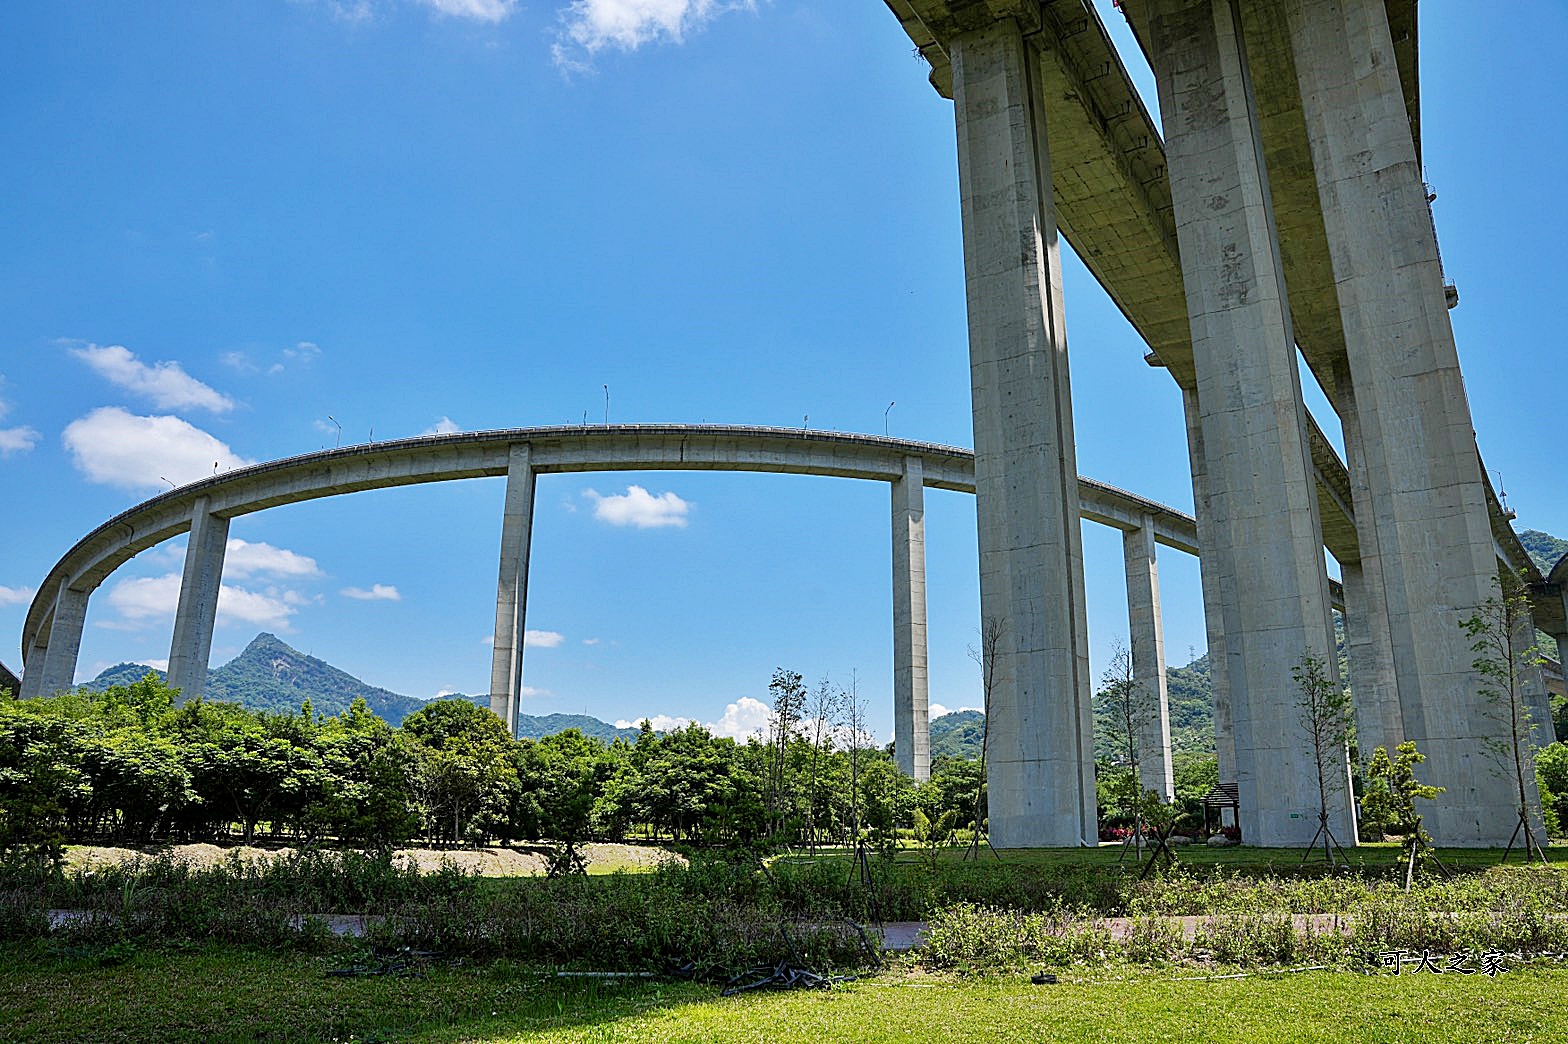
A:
2;1;1564;743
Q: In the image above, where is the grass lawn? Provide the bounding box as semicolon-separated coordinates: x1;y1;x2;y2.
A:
4;942;1565;1043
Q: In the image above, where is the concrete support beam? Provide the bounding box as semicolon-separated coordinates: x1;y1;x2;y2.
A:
951;18;1097;848
167;497;229;702
1123;516;1175;801
1182;387;1235;782
892;456;931;782
1149;0;1348;845
489;443;536;737
1283;0;1515;844
29;585;89;698
1340;557;1402;762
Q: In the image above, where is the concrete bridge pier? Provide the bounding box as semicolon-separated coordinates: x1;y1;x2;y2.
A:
950;15;1097;848
167;496;229;702
1340;557;1403;763
1283;0;1520;844
1148;0;1348;845
891;455;931;782
1332;367;1403;765
19;584;90;699
489;443;536;737
1181;387;1235;784
1123;515;1174;801
1510;608;1555;753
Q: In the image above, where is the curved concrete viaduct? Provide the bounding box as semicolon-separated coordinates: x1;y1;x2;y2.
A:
26;3;1546;848
20;424;1205;790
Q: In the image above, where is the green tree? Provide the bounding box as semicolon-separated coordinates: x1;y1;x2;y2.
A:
1292;650;1355;864
1534;743;1568;838
402;698;514;844
1461;569;1549;861
1097;640;1152;856
765;669;807;838
1362;742;1445;888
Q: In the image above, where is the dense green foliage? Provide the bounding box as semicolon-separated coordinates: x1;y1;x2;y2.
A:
0;674;1010;857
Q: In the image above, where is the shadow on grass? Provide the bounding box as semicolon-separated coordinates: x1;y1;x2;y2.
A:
0;940;734;1043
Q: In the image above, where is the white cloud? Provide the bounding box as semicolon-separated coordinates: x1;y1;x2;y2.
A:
553;0;756;69
220;351;257;374
929;703;981;720
524;629;566;648
615;713;697;732
69;343;235;413
63;407;255;491
584;485;690;528
416;0;516;20
482;634;495;646
342;584;402;601
613;696;778;741
101;572;301;632
0;375;40;457
707;696;771;740
224;342;321;376
224;539;322;580
520;685;551;698
0;585;35;607
218;585;301;630
0;426;39;457
320;0;374;21
102;574;182;625
421;416;461;436
582;637;602;646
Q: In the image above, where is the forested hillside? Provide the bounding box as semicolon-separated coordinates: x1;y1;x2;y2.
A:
1520;529;1568;573
931;651;1221;764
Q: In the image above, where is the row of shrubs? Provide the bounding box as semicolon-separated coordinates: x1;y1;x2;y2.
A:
921;892;1568;970
4;848;1567;972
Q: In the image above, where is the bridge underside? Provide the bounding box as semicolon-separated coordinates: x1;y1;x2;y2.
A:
884;0;1543;846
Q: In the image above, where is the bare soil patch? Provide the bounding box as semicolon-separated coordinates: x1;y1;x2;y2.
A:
63;841;682;877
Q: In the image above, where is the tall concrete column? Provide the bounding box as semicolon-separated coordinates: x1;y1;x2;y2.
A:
1149;0;1348;845
1123;517;1175;801
1283;0;1518;844
891;455;931;782
951;18;1097;848
28;584;89;698
489;443;536;737
1550;630;1568;745
18;623;51;700
1340;557;1402;761
1511;608;1554;752
1182;387;1235;782
167;496;229;701
1332;363;1402;763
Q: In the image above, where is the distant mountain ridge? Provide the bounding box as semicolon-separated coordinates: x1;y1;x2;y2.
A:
84;633;639;742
